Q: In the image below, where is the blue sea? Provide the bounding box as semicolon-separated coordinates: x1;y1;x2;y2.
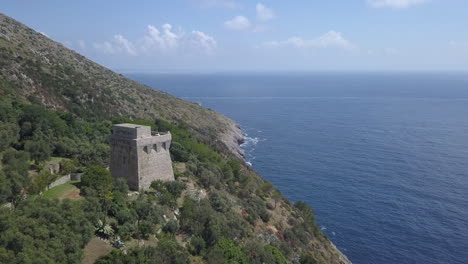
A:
129;72;468;264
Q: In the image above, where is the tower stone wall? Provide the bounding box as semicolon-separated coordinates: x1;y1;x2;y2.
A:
110;123;174;190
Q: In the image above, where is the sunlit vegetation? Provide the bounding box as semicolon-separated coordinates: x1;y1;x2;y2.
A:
0;98;328;264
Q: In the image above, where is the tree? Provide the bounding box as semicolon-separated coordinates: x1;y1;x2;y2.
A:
294;201;317;226
170;142;190;162
96;236;190;264
260;182;275;195
205;239;248;264
163;220;179;235
243;242;288;264
29;169;56;194
164;181;186;198
0;198;94;263
1;148;30;203
272;190;282;209
188;236;206;255
59;159;78;175
0;122;19;152
0;171;12;204
300;253;320;264
81;166;113;200
24;139;52;164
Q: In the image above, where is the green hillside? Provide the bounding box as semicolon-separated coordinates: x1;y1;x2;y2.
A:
0;13;349;264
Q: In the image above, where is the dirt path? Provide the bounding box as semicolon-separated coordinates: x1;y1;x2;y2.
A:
61;187;81;201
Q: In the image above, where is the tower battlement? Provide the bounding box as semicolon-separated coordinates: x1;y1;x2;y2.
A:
110;123;174;190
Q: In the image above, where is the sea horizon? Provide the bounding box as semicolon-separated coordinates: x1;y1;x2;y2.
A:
130;72;468;264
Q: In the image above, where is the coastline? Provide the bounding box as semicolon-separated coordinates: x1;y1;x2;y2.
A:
221;117;352;264
220;118;246;159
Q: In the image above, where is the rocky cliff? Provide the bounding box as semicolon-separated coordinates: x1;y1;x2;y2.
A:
0;13;350;264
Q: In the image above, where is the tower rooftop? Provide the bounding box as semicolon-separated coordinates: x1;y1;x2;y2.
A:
114;123;146;128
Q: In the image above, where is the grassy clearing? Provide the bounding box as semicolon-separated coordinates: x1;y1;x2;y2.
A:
82;237;114;264
42;181;81;200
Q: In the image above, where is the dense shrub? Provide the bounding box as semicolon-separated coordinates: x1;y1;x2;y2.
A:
0;198;94;264
205;239;249;264
96;236;190;264
188;236;206;255
163;220;179;235
1;148;30;203
81;166;113;199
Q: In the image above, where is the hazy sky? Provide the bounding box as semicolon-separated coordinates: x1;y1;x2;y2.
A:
2;0;468;72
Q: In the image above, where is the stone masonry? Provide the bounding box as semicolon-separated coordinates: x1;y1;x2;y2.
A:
110;123;174;190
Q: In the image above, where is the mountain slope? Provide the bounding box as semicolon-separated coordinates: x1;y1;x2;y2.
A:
0;13;350;264
0;13;243;157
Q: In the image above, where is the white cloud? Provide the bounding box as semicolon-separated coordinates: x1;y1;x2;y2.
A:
263;31;355;49
94;24;217;56
114;35;137;55
367;0;429;9
190;31;218;54
94;35;136;55
93;41;115;54
142;24;180;51
256;3;275;21
224;16;251;31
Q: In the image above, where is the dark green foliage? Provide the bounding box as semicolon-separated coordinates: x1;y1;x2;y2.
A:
0;171;12;204
294;201;320;235
170;142;190;162
163;220;179;235
264;245;288;264
0;98;328;264
0;122;19;152
28;169;57;194
0;98;111;170
243;241;288;264
210;190;232;213
114;177;130;194
243;196;271;224
24;139;52;164
0;198;94;264
133;198;162;225
59;158;78;175
164;181;186;198
188;236;206;255
96;236;190;264
81;166;113;199
179;198;249;250
205;238;249;264
150;180;186;209
300;253;320;264
1;148;30;203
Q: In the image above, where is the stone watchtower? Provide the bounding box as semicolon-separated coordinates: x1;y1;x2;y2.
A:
110;123;174;190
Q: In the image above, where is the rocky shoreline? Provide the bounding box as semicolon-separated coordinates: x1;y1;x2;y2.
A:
221;117;352;264
220;118;246;159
